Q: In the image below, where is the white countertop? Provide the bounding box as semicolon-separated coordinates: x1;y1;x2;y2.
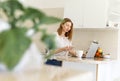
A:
55;56;116;64
0;65;93;81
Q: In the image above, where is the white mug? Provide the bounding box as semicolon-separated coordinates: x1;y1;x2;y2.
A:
76;50;83;58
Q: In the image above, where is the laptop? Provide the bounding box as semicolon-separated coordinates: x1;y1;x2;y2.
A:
86;42;99;58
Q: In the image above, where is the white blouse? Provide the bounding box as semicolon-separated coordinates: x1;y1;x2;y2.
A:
54;32;72;56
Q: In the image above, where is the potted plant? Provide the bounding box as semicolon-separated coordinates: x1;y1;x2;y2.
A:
0;0;61;70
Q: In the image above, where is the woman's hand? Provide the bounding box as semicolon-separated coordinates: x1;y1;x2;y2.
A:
54;46;74;54
63;46;73;51
68;49;77;57
62;46;70;51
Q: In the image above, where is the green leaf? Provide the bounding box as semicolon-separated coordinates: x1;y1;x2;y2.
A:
0;0;61;69
0;28;31;69
18;7;62;27
41;30;56;50
40;16;62;25
18;7;62;32
44;50;55;59
0;0;24;28
0;0;24;16
18;7;46;22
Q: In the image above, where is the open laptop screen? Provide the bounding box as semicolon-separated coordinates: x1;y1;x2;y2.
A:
86;42;99;58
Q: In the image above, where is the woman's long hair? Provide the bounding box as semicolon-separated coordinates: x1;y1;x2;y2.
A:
57;18;73;40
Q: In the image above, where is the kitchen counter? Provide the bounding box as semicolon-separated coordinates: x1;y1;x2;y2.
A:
54;56;116;81
0;65;93;81
55;56;116;64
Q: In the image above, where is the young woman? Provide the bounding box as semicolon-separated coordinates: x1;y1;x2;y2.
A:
54;18;77;57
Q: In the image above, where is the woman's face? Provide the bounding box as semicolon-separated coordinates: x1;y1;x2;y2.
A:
62;22;72;33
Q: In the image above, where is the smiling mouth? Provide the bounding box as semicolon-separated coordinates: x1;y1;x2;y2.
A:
66;30;69;32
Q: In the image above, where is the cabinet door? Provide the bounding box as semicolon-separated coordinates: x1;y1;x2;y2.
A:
64;0;84;28
64;0;109;28
83;0;108;28
63;61;96;81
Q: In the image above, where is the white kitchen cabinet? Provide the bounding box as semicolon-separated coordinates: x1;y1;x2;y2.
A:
64;0;109;28
56;57;116;81
63;62;113;81
64;0;84;28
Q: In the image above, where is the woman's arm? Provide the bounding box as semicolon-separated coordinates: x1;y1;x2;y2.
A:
54;46;70;54
54;46;77;57
68;48;77;57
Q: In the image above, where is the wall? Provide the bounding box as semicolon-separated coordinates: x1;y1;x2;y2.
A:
72;28;119;59
22;0;120;59
20;0;65;8
31;8;64;53
1;0;118;59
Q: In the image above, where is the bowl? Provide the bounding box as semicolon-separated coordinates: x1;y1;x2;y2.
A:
76;50;83;58
103;54;110;59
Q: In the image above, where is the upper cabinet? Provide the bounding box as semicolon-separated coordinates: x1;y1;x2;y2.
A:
64;0;109;28
64;0;84;28
108;0;120;28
